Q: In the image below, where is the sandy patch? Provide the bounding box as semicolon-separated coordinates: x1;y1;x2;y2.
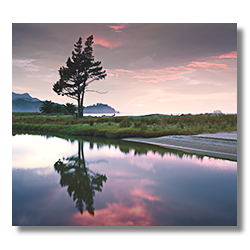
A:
123;132;237;161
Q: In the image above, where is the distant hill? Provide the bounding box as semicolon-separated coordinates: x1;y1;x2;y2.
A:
12;92;40;102
12;97;42;112
213;110;223;114
12;92;119;113
84;103;119;114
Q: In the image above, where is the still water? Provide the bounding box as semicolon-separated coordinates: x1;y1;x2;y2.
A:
12;134;237;226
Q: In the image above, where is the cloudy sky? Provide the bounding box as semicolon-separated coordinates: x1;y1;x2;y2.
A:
12;23;237;115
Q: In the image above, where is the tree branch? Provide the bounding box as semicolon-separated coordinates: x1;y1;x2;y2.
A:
85;89;108;94
61;89;78;100
63;94;78;100
64;86;78;94
85;77;99;86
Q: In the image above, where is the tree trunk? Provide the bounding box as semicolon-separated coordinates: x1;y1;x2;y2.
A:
76;84;85;118
77;98;82;117
79;87;85;118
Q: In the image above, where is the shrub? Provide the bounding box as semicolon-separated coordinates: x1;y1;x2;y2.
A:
94;129;107;137
64;103;77;114
141;118;151;125
39;100;55;113
140;122;147;130
106;129;128;139
12;113;237;139
149;117;159;125
111;117;123;123
134;120;142;128
51;105;65;114
89;119;94;126
45;117;53;123
178;121;184;129
119;119;133;128
160;122;167;129
97;117;103;123
152;124;158;131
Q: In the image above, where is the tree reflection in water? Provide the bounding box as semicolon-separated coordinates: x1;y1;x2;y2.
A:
54;141;107;215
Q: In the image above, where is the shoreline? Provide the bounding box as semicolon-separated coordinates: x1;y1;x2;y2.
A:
123;132;237;161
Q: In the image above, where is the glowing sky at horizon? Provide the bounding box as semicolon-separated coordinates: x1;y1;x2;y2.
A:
12;23;237;115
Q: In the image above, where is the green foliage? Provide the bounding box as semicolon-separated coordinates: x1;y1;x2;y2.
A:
89;119;94;126
12;113;237;139
39;100;55;113
111;117;123;123
53;35;107;117
134;120;142;128
140;122;147;130
64;103;77;114
51;104;65;114
96;117;104;123
150;117;160;125
119;118;133;128
152;123;159;131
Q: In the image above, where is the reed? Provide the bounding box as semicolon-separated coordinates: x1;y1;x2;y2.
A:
12;113;237;139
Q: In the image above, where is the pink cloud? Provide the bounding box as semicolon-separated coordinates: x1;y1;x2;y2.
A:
107;54;235;84
73;202;152;226
130;188;161;201
131;66;195;82
115;68;134;73
106;65;195;83
212;51;237;59
107;23;129;33
187;61;229;70
94;37;124;49
137;79;159;83
107;72;115;77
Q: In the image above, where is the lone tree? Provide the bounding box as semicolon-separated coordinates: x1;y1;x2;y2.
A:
53;35;107;117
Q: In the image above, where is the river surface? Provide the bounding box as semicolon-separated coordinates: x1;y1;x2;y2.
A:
12;134;237;226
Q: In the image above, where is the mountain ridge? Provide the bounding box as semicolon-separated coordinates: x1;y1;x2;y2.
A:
12;92;40;102
12;92;119;113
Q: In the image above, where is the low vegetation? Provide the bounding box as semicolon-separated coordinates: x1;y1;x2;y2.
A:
39;101;76;114
12;113;237;139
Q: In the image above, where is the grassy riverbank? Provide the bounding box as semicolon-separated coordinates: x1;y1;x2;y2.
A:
12;112;237;139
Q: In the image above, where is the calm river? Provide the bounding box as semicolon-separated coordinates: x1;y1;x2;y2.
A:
12;134;237;226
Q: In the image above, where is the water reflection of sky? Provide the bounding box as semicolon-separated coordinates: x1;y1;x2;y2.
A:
12;134;237;226
12;135;78;169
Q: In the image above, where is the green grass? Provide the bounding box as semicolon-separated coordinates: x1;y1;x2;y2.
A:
12;113;237;139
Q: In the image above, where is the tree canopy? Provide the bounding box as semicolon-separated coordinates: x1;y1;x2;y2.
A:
53;35;107;117
39;100;55;113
